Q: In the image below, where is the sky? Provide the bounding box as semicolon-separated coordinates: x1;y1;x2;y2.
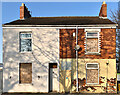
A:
0;2;119;63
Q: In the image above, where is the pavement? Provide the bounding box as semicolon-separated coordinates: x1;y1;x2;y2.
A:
1;93;120;95
1;91;120;95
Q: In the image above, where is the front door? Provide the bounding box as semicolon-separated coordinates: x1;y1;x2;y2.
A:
49;63;57;92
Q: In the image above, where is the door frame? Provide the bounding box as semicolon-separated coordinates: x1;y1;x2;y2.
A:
48;63;57;92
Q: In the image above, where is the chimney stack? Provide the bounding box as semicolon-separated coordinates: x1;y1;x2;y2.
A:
99;1;107;18
20;3;31;20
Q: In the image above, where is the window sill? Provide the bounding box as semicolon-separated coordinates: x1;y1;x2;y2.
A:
19;83;33;85
19;51;32;54
86;83;99;85
85;52;101;55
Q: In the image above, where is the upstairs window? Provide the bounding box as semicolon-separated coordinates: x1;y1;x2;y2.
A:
20;32;32;52
85;29;100;54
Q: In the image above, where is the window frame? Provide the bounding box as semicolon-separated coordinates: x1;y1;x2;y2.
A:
86;32;98;38
86;63;99;85
85;29;101;54
19;32;32;53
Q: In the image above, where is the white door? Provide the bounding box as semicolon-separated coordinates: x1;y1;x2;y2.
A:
49;63;57;92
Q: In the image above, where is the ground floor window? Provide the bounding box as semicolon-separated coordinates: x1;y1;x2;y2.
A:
19;63;32;84
86;63;99;84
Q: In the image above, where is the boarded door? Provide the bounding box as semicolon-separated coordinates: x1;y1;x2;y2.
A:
19;63;32;83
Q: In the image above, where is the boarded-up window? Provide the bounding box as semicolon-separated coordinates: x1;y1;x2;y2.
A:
86;32;99;53
86;63;99;84
19;63;32;84
86;38;98;52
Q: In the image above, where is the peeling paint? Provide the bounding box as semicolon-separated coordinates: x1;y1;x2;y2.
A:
59;59;117;93
107;78;117;93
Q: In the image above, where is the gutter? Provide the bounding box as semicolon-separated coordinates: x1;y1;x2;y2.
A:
2;24;118;27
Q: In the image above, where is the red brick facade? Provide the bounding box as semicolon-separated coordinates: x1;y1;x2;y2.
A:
60;28;116;59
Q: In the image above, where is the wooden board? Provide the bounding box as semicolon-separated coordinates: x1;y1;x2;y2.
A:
86;38;98;52
19;63;32;83
87;69;98;83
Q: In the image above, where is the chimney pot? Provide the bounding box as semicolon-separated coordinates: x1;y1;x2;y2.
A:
22;3;24;6
103;1;106;4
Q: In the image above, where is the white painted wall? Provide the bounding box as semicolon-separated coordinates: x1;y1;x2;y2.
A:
3;28;59;92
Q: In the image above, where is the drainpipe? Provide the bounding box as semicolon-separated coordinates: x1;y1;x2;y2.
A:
106;61;109;93
76;26;78;92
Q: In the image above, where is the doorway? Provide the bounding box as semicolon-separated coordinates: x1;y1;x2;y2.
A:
49;63;57;92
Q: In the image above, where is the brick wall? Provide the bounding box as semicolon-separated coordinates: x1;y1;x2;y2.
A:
60;28;116;59
20;4;31;19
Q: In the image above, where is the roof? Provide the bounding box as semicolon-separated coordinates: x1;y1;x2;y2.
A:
3;16;116;26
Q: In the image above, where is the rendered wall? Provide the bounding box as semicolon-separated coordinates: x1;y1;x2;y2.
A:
3;28;59;93
59;59;117;93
